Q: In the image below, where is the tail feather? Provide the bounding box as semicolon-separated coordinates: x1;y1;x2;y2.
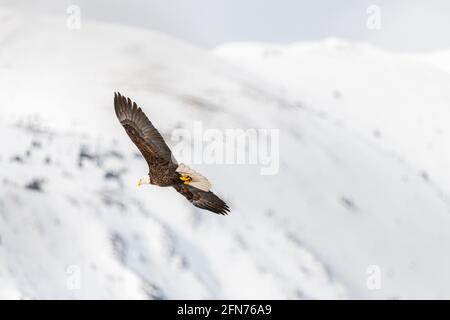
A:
176;163;211;192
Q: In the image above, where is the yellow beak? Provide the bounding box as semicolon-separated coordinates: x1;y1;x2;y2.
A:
138;179;142;187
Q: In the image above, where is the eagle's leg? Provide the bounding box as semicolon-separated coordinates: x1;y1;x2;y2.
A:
180;175;192;184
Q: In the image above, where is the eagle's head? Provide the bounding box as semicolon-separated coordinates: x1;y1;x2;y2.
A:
137;175;150;187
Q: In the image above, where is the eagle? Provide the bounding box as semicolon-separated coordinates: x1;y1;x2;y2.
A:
114;92;230;215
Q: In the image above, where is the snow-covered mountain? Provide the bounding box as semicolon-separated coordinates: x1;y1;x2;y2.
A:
215;40;450;194
1;8;450;299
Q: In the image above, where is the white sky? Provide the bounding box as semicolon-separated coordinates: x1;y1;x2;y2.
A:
2;0;450;51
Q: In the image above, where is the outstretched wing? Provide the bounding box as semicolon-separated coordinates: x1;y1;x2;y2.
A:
173;184;230;215
114;92;176;166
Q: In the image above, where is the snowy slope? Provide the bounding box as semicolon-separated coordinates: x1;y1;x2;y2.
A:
409;50;450;75
1;8;450;299
215;40;450;194
215;41;450;298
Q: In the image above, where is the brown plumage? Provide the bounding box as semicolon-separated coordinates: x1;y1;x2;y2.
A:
114;92;230;215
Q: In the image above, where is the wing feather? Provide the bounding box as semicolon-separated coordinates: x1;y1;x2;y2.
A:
114;92;176;166
173;184;230;215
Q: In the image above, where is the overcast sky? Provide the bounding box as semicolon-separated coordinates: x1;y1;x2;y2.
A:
2;0;450;51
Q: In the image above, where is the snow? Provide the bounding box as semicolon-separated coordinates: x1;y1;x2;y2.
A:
215;40;450;298
1;8;450;299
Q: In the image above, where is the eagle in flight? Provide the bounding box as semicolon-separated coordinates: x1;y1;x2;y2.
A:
114;92;230;215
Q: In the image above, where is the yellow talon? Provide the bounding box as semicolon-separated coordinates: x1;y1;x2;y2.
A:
180;175;192;183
